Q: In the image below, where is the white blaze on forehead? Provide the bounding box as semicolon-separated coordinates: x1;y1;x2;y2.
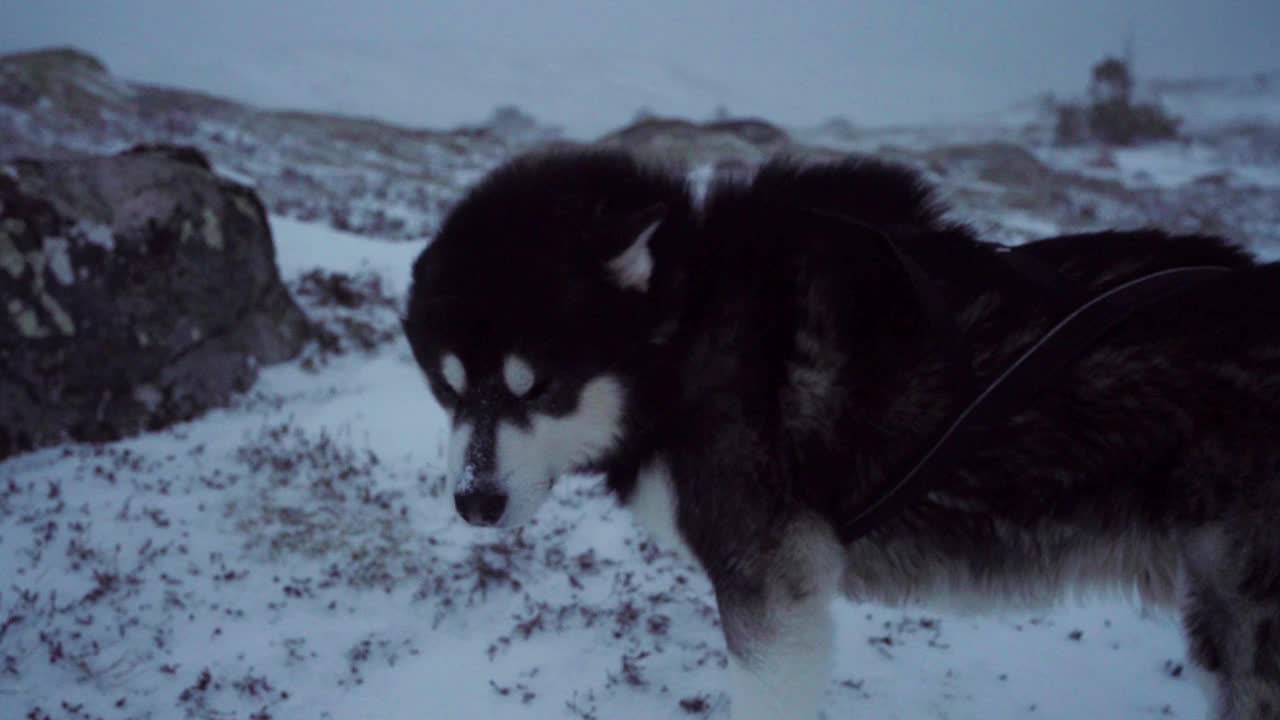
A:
493;376;626;524
446;421;476;494
441;353;466;394
503;355;536;397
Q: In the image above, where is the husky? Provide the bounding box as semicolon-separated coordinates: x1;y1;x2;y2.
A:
403;149;1280;719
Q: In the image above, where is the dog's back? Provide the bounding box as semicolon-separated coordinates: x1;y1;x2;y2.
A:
701;160;1280;717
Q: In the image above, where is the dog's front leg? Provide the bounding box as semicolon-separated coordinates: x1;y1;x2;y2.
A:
713;522;842;720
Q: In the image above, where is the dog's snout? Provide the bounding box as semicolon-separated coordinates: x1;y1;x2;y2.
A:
454;489;508;526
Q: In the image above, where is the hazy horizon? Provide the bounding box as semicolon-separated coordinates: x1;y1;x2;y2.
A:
2;1;1278;137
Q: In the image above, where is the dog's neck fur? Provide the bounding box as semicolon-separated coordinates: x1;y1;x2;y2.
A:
597;171;992;518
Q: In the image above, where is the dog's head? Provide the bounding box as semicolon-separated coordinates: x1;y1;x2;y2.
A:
403;151;688;527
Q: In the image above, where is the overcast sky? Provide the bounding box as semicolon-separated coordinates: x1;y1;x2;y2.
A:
2;1;1277;137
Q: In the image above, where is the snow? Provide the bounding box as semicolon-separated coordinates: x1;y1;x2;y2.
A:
269;216;423;288
76;220;116;251
0;215;1220;720
42;236;73;285
215;165;258;188
1156;74;1280;133
1036;141;1280;191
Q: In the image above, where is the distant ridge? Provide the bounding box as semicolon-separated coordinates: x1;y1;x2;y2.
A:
0;47;560;240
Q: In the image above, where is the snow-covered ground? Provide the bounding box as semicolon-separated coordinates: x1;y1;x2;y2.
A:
0;216;1221;720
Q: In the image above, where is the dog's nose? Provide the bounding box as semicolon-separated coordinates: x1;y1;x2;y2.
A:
454;490;507;526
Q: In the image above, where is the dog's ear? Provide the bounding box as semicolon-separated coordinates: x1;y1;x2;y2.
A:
601;203;667;292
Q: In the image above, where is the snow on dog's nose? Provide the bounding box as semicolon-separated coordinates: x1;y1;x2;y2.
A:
443;375;628;528
447;420;512;526
454;488;507;526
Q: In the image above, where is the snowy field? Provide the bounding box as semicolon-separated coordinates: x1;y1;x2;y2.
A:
1;216;1223;720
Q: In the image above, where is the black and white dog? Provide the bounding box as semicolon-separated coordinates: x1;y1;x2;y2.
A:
403;149;1280;719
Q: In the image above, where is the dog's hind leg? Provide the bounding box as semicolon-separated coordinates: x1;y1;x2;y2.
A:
1184;586;1280;719
721;591;834;720
713;518;843;720
1182;526;1280;719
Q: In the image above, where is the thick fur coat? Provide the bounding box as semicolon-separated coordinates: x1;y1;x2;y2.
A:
404;150;1280;719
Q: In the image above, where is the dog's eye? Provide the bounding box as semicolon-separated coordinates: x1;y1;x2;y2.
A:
524;376;554;401
431;378;459;405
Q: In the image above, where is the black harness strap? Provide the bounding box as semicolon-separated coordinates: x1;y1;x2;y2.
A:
836;262;1232;543
996;246;1089;310
879;234;979;401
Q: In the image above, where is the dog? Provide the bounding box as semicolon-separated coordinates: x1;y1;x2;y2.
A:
402;149;1280;719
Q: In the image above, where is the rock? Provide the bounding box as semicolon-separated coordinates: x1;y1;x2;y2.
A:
924;142;1077;216
478;105;562;146
925;142;1051;187
597;116;794;168
0;145;311;459
1053;57;1181;146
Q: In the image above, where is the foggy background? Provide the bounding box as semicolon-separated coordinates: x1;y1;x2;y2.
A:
2;0;1278;137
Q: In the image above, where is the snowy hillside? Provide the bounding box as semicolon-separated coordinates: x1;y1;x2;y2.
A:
1152;70;1280;132
0;49;552;241
4;45;1280;720
5;47;1280;250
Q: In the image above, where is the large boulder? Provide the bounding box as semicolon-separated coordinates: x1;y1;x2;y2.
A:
597;116;795;168
923;142;1071;214
0;145;311;459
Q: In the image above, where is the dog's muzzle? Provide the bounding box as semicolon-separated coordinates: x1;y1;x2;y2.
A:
454;488;507;526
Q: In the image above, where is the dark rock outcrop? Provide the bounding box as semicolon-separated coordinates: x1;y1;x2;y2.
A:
924;142;1073;214
597;116;797;168
0;145;311;459
1054;57;1181;146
